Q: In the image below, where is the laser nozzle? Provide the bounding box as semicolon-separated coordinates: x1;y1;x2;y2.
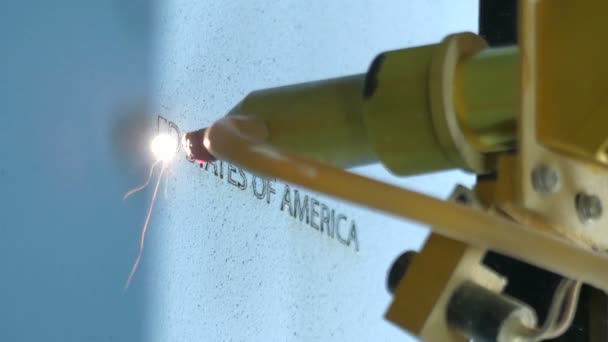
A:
183;128;216;163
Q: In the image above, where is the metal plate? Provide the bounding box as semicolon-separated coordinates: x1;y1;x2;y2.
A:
520;0;608;251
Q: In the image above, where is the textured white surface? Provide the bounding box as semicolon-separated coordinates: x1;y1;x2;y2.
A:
145;1;477;341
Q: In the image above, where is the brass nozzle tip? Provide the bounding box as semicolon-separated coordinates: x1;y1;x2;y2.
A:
183;128;216;163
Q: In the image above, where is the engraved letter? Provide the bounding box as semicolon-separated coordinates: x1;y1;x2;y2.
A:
168;121;181;154
227;164;246;190
238;168;247;190
328;209;335;238
320;204;330;233
204;160;219;176
252;176;266;199
310;198;320;230
266;179;276;204
280;184;293;216
347;221;360;252
336;214;348;244
294;190;309;223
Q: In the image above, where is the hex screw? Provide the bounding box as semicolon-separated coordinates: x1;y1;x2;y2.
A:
575;192;603;223
531;165;560;193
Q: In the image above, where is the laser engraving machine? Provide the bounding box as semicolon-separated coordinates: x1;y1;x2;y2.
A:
182;1;608;341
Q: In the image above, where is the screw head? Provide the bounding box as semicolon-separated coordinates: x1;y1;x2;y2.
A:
531;165;560;193
575;192;603;223
387;251;417;294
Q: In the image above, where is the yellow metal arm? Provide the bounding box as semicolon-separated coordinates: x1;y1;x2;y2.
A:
203;114;608;291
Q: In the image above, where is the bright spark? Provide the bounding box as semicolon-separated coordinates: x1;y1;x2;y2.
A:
124;165;165;290
151;133;178;163
124;132;179;290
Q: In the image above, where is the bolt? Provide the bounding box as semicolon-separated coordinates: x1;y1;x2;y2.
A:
575;192;603;223
387;251;417;294
455;193;471;205
452;185;474;205
531;165;560;193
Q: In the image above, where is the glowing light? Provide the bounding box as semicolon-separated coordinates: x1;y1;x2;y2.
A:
123;132;178;289
151;133;178;163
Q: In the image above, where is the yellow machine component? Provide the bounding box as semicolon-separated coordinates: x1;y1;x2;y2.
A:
533;1;608;165
229;33;517;176
385;187;533;342
455;46;518;153
387;232;538;342
229;75;375;168
183;1;608;340
363;43;453;175
387;234;496;342
494;0;608;254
